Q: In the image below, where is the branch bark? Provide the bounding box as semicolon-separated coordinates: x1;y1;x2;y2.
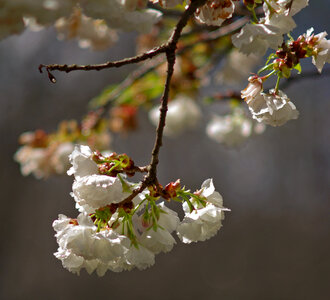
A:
118;0;208;204
39;45;167;83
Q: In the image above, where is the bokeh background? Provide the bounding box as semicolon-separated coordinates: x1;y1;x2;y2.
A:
1;1;329;299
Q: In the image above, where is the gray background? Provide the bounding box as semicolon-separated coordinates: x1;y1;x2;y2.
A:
0;1;329;299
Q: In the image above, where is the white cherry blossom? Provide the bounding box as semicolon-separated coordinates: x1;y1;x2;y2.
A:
53;213;154;275
216;49;260;86
80;0;162;33
206;109;253;147
312;31;330;73
51;142;75;174
149;95;202;136
124;245;155;270
232;23;283;56
55;8;118;51
264;13;296;35
139;202;179;254
67;145;98;179
248;89;299;127
194;0;236;27
72;174;129;209
157;202;180;232
263;0;309;18
176;179;228;243
14;146;49;178
139;228;176;254
241;76;264;102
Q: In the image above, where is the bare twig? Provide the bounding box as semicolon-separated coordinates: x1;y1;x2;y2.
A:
39;45;167;83
95;16;248;110
119;181;149;205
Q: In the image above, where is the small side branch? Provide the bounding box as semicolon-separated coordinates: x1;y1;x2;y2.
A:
39;45;167;83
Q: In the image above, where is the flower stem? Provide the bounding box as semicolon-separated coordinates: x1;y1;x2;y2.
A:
275;75;281;94
251;9;259;23
263;70;276;79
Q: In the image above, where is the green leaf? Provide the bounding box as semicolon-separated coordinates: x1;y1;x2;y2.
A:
117;174;132;193
265;53;276;66
258;62;275;74
203;96;214;104
89;84;118;108
293;63;302;74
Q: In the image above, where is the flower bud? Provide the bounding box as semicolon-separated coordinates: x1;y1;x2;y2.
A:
164;179;181;199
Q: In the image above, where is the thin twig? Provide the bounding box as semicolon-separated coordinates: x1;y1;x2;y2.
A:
95;16;248;110
39;45;167;83
119;182;149;205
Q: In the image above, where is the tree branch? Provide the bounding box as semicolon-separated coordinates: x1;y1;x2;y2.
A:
39;45;167;83
95;16;248;110
146;0;208;182
117;0;208;204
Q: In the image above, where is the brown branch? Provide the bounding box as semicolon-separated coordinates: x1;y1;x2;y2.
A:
97;56;165;113
117;0;208;204
95;16;248;110
147;0;208;182
119;181;149;205
39;45;167;83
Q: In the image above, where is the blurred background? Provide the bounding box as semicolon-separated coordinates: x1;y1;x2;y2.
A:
0;1;329;299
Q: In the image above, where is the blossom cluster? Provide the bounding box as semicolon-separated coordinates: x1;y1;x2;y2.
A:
238;24;330;126
1;0;162;50
9;0;330;280
232;0;310;57
15;113;112;178
148;95;266;147
53;145;228;275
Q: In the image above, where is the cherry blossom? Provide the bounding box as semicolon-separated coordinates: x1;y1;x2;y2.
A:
194;0;236;27
149;95;202;136
177;179;228;243
232;23;283;56
248;89;299;127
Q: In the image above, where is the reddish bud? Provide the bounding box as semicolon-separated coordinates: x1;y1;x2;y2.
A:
69;219;79;226
164;179;181;199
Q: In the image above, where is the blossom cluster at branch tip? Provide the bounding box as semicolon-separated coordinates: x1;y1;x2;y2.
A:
0;0;162;46
53;145;228;275
233;0;309;56
55;7;118;51
243;86;299;127
304;28;330;73
14;115;112;178
194;0;238;27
